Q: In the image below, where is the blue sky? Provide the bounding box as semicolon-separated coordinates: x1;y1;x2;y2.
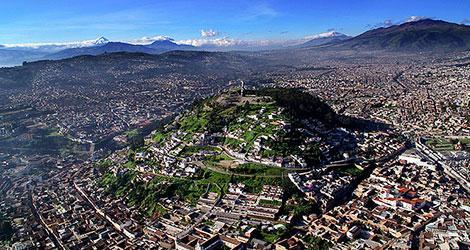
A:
0;0;469;45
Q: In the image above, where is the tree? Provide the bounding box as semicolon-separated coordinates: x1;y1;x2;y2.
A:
0;214;13;242
126;129;144;149
304;235;332;250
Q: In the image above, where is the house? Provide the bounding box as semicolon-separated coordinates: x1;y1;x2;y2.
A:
220;235;244;249
196;235;222;250
275;236;303;250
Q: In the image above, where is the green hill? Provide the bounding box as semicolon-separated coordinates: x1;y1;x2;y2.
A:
158;88;337;169
97;88;341;215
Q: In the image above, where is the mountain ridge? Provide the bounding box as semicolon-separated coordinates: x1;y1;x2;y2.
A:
327;19;470;51
44;40;196;60
300;32;351;47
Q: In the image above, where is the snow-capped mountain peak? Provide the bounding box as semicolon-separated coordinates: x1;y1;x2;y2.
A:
1;37;112;51
92;37;110;45
304;31;347;40
76;37;110;47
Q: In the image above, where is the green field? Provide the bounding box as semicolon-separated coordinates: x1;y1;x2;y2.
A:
203;153;232;163
152;131;169;144
426;137;469;151
259;199;282;207
258;227;287;243
180;145;221;156
233;163;285;176
335;165;363;176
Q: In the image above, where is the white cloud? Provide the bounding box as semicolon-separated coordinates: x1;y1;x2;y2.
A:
240;3;279;21
200;29;219;38
254;4;278;18
304;31;344;40
371;16;431;29
130;35;173;45
383;19;394;27
176;30;349;49
371;19;395;28
405;16;428;23
177;37;301;50
178;37;238;47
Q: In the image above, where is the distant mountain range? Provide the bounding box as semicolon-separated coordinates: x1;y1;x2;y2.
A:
146;40;195;51
0;37;198;65
1;19;469;67
299;31;351;47
45;42;154;60
328;19;470;51
46;40;196;60
0;37;112;66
